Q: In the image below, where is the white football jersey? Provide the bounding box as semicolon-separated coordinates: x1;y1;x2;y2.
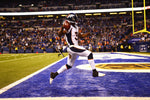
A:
65;24;79;46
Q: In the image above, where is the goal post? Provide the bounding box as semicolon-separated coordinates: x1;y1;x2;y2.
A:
132;0;150;34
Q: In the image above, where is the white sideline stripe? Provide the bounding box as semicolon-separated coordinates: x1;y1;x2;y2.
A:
0;56;67;94
0;97;150;100
0;54;45;63
94;52;150;57
117;52;150;57
0;6;150;16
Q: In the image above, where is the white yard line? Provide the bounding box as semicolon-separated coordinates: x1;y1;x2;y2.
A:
117;52;150;57
0;56;67;94
0;97;150;100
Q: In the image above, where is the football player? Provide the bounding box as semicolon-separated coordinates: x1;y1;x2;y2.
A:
50;13;105;84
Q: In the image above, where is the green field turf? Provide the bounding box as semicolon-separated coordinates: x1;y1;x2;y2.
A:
0;53;68;89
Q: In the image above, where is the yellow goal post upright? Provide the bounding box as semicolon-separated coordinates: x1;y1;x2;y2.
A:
131;0;150;34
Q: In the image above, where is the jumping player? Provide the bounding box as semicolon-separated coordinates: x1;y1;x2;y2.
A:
50;13;105;84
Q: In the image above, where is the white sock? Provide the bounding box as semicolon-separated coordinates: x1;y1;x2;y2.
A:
57;65;67;74
88;59;96;70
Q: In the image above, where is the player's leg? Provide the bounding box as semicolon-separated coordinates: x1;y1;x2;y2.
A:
70;46;105;77
69;46;96;69
50;53;77;84
57;53;77;74
87;52;105;77
50;64;71;84
82;50;100;77
87;52;98;77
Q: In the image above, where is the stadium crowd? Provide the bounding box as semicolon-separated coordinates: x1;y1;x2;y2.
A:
0;0;150;53
0;12;150;54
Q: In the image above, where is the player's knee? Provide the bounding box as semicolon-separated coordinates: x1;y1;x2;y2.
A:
88;53;93;60
66;64;72;69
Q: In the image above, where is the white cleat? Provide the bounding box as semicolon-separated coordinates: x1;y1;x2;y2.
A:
49;72;58;84
50;78;54;84
98;73;105;77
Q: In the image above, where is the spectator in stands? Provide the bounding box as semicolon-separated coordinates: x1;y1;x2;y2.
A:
0;46;3;54
15;46;18;53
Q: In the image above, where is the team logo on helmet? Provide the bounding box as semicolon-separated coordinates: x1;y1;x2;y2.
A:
66;13;78;23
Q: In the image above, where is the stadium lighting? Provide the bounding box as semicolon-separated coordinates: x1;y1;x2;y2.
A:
110;12;117;15
19;4;22;7
85;14;92;16
93;13;101;15
31;4;34;7
47;15;53;17
136;11;143;14
61;15;67;16
0;6;149;16
119;12;127;14
38;15;43;17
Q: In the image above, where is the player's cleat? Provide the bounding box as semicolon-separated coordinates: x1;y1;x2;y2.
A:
49;78;53;84
50;72;58;84
92;69;99;77
92;69;105;77
98;72;105;77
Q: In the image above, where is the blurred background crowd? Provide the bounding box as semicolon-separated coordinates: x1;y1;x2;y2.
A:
0;0;150;53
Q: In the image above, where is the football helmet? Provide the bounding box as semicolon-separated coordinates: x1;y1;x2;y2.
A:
66;13;78;23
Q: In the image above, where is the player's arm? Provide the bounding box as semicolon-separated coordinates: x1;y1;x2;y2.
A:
58;27;67;37
78;32;91;38
58;20;70;37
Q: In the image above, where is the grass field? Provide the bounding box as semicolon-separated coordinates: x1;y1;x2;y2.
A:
0;53;68;89
0;52;150;89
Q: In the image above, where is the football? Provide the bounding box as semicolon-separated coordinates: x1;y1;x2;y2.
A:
63;20;70;30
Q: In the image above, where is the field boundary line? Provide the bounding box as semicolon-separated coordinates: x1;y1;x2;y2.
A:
117;52;150;57
0;97;150;100
0;56;67;94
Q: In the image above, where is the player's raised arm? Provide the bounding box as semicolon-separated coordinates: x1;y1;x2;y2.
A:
58;20;70;37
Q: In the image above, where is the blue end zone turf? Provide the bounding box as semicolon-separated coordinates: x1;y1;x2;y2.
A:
0;52;150;98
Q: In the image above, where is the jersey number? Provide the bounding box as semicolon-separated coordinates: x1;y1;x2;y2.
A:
75;32;78;40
